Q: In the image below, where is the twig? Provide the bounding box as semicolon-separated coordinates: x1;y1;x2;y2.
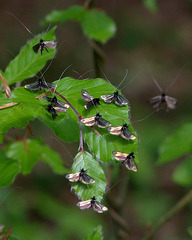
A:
140;188;192;240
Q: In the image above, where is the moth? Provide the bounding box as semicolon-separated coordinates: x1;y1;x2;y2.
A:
107;123;136;140
46;104;67;120
33;39;57;55
65;168;95;184
112;151;138;172
81;113;111;128
77;196;108;213
25;78;56;91
81;89;100;109
149;92;178;110
43;96;69;111
101;91;128;106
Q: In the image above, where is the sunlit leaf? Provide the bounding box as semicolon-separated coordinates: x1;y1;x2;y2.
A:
0;149;20;187
158;123;192;164
43;6;116;43
3;27;57;85
172;156;192;186
71;151;106;202
85;225;102;240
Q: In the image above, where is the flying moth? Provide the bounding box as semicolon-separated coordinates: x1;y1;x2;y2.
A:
77;196;108;213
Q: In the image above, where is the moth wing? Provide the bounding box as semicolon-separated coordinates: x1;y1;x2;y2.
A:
42;96;52;102
41;82;56;89
115;94;128;106
77;200;92;210
124;156;138;172
84;101;94;109
121;128;136;140
165;96;177;109
149;95;162;108
54;106;68;113
107;126;122;135
93;201;108;213
25;81;40;90
81;89;94;101
32;43;40;53
101;94;114;103
81;173;95;184
44;40;57;49
112;151;128;161
81;116;96;126
96;117;111;128
57;100;70;109
65;172;80;182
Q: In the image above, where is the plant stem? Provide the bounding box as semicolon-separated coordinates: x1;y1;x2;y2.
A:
54;90;84;151
141;188;192;240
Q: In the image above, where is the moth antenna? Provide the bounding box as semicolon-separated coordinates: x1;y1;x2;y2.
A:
72;69;94;79
131;108;164;124
148;67;163;93
116;68;129;90
42;57;55;76
120;64;146;90
165;63;187;93
7;12;34;36
42;22;52;39
53;64;72;94
98;65;113;86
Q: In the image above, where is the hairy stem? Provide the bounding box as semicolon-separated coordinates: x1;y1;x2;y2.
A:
141;188;192;240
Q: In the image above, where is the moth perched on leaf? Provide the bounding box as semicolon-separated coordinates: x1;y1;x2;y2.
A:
65;168;95;184
113;151;138;172
25;78;56;91
81;89;100;109
43;96;69;110
101;91;128;106
81;113;111;128
149;92;178;110
46;104;68;120
33;39;57;55
77;196;108;213
107;123;136;140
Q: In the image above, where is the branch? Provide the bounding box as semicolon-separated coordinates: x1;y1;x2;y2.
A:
141;188;192;240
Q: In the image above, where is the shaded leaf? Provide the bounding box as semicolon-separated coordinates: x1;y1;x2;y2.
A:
158;123;192;164
3;27;57;85
172;156;192;186
143;0;158;13
43;6;116;43
0;149;20;187
187;226;192;237
5;138;67;175
71;151;106;202
85;225;102;240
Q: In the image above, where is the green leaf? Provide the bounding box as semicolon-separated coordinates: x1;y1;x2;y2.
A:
71;151;106;202
5;138;68;175
44;6;86;23
158;123;192;164
172;156;192;186
0;149;20;187
43;6;116;43
143;0;158;13
55;77;139;164
187;226;192;237
85;225;102;240
80;9;116;43
3;27;57;85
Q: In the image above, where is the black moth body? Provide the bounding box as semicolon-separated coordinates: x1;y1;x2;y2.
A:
107;123;136;140
112;151;138;172
25;78;56;91
46;104;68;120
149;92;178;110
65;168;95;184
81;89;100;109
101;91;128;107
77;196;108;213
81;113;111;128
43;96;70;111
33;39;57;55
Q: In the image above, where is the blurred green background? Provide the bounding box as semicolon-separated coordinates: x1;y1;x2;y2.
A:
0;0;192;240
